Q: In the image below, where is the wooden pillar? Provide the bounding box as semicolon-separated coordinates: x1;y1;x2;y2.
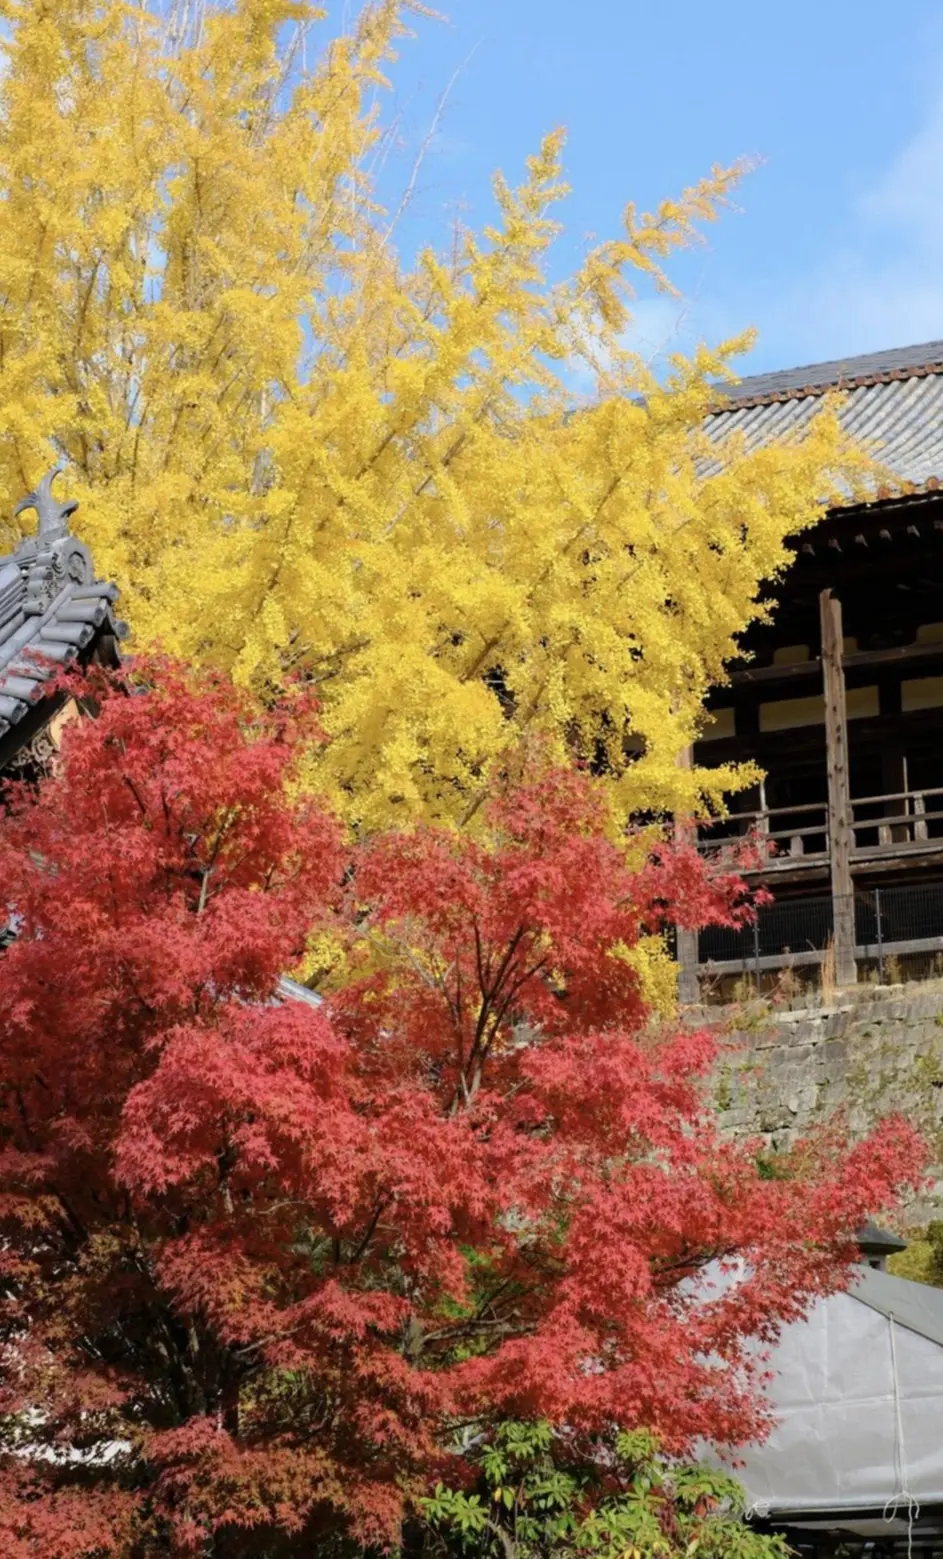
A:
820;589;857;986
675;744;701;1005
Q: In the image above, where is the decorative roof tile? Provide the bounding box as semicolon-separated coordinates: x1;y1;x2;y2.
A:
0;466;127;746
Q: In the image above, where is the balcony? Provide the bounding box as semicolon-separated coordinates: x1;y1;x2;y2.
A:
689;786;943;993
697;785;943;875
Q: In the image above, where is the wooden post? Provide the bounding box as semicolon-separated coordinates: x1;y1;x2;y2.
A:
820;589;857;986
675;744;700;1005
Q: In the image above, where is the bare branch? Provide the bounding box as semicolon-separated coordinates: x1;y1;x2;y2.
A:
379;44;482;252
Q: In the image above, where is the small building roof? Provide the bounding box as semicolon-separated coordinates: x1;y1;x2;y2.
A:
708;1263;943;1527
0;467;127;760
706;339;943;501
857;1221;908;1261
852;1262;943;1348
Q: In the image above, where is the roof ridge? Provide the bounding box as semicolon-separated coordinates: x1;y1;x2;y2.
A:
850;1265;943;1350
712;357;943;413
711;338;943;412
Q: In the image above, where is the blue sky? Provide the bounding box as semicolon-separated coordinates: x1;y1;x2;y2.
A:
333;0;943;378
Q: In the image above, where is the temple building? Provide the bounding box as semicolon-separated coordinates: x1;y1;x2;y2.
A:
693;338;943;995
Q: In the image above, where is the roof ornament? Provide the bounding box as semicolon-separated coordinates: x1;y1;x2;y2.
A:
14;463;78;539
9;463;93;612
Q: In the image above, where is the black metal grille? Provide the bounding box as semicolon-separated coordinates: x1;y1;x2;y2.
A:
696;879;943;994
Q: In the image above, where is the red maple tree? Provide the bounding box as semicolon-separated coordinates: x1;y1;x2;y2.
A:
0;662;924;1556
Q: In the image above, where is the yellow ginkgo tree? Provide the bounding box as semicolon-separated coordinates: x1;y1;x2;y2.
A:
0;0;865;829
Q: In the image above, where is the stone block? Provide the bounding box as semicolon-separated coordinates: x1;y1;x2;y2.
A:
709;980;943;1187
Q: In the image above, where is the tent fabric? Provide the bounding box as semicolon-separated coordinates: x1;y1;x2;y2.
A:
851;1265;943;1350
720;1267;943;1519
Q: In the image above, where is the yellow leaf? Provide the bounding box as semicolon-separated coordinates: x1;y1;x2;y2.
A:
0;0;872;863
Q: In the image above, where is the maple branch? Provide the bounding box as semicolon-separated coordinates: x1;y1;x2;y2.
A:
447;923;529;1111
122;772;149;819
473;955;549;1086
54;1193;88;1249
12;1086;36;1151
478;925;526;1026
117;956;157;1015
474;1276;517;1316
350;1196;389;1264
416;1314;535;1351
470;927;525;1052
472;920;488;996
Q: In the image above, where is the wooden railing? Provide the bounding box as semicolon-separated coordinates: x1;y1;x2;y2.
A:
851;785;943;850
698;801;828;863
697;786;943;868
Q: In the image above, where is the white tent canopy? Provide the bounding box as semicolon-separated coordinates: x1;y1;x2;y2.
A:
715;1266;943;1528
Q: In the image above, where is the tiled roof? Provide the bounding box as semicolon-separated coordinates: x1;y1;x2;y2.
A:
0;466;127;746
714;339;943;406
706;339;943;500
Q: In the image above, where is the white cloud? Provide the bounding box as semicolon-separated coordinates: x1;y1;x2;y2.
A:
617;295;703;364
751;87;943;365
562;294;715;398
567;84;943;391
861;93;943;246
606;78;943;377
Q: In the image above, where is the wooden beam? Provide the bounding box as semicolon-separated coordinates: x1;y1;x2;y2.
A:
728;658;821;687
820;588;857;986
726;635;943;689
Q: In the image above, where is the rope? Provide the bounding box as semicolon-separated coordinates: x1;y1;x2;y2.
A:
883;1312;919;1559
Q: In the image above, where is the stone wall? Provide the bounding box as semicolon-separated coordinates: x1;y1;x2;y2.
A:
705;979;943;1208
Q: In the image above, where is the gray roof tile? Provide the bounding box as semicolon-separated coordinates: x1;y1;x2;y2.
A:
0;467;127;745
707;340;943;500
716;339;943;404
